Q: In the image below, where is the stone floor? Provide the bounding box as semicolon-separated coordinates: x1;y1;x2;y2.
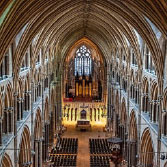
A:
44;125;116;167
61;125;110;167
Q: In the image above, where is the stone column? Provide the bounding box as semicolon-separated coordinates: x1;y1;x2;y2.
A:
156;101;160;123
28;91;31;110
150;101;153;121
134;86;137;103
8;109;13;133
39;140;42;167
3;110;7;133
6;110;9;133
30;81;34;167
157;94;163;167
137;81;142;166
141;94;145;112
21;98;24;119
34;140;39;167
46;123;49;160
94;109;96;121
13;86;18;167
0;120;2;145
17;99;21;121
152;101;156;122
131;140;137;167
24;92;27;111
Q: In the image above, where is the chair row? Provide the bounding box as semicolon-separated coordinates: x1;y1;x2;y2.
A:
52;138;78;154
90;155;111;167
49;155;77;167
89;138;112;154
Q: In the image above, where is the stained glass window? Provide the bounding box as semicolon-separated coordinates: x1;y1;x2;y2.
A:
75;45;92;76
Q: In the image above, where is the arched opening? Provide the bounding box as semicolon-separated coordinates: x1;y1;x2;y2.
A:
128;111;138;167
141;128;154;167
2;84;13;137
163;90;167;136
17;79;24;121
18;126;31;167
1;153;13;167
62;38;107;127
142;78;150;114
34;109;42;167
150;82;158;123
42;97;49;162
49;89;56;144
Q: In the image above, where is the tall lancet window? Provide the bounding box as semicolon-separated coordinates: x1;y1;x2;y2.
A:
75;45;92;76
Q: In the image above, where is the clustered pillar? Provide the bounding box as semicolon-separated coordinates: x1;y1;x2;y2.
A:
43;123;50;161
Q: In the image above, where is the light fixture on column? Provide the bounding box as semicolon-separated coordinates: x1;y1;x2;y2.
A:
121;159;128;166
162;109;166;113
31;150;36;155
160;153;166;160
22;161;32;166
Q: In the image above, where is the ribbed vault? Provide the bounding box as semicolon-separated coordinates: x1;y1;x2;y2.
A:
0;0;166;82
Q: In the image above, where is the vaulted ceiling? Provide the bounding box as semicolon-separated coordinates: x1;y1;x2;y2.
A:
0;0;166;79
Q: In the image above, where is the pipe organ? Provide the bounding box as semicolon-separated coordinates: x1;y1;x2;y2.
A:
63;43;107;127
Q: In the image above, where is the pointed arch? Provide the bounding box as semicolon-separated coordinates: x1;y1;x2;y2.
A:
162;89;167;136
18;126;31;167
129;111;137;141
140;128;154;167
44;97;49;122
121;98;127;125
129;110;138;167
34;108;42;167
1;153;13;167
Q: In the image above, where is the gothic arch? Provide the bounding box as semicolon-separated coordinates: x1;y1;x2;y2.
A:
121;98;127;125
18;126;31;167
142;77;150;113
34;108;42;167
43;97;50;161
1;153;13;167
44;97;49;122
129;111;138;167
25;74;30;92
24;75;31;111
150;81;158;122
49;88;56;143
18;78;24;99
142;77;149;94
2;83;13;134
34;109;42;140
129;111;137;141
151;81;158;100
115;91;119;115
4;82;13;107
162;89;167;136
0;93;2;117
140;128;154;167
